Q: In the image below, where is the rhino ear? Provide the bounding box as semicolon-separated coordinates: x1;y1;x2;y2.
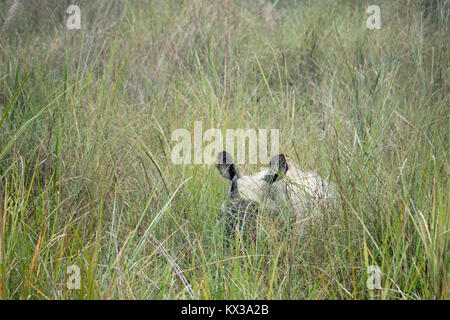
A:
216;151;242;180
264;153;289;184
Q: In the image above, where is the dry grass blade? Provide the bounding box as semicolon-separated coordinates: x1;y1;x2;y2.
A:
148;234;195;299
1;0;22;34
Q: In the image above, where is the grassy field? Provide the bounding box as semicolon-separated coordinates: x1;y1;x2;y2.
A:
0;0;448;299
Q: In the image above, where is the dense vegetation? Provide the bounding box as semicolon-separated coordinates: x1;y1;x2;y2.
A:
0;0;448;299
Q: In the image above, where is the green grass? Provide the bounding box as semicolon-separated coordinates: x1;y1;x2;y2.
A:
0;0;448;299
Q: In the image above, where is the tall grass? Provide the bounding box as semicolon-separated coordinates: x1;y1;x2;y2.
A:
0;0;448;299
